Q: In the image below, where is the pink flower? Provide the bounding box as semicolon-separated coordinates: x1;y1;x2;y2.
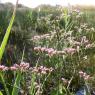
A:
81;36;89;45
34;46;41;51
0;65;8;71
45;48;54;52
61;78;68;84
32;66;53;75
32;34;50;40
79;71;90;81
33;36;40;40
10;66;18;71
74;41;81;46
13;64;19;68
83;72;87;77
79;71;84;77
49;67;54;72
41;47;46;52
85;44;92;49
20;62;29;70
64;48;76;54
84;75;90;80
45;48;56;56
10;62;30;72
41;70;47;74
3;67;8;71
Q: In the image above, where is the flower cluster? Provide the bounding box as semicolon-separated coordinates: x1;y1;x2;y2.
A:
0;65;8;71
34;46;77;56
32;34;50;40
72;36;94;50
64;48;76;55
10;62;29;71
85;44;93;49
80;23;88;29
73;41;81;46
31;66;53;75
80;36;94;49
79;71;90;81
0;62;30;72
81;36;89;45
34;47;57;56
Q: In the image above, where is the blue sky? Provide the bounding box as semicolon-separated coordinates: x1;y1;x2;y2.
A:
2;0;95;8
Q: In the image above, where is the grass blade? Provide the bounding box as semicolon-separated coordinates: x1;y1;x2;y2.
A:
12;71;21;95
0;0;18;61
0;91;3;95
0;73;10;95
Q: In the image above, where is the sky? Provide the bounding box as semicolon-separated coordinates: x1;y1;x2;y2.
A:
1;0;95;8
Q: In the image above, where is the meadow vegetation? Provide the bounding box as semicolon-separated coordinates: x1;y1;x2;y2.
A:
0;1;95;95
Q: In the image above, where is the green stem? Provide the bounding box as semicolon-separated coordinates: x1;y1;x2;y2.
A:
0;73;10;95
12;71;21;95
30;73;36;95
41;73;51;93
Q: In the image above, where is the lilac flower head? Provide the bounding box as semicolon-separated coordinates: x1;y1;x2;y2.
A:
74;41;81;46
34;46;41;51
64;48;76;54
13;64;20;69
20;62;30;70
40;47;46;52
45;48;54;52
32;66;53;75
32;34;50;40
33;36;40;40
45;48;56;56
10;62;29;72
79;71;90;81
84;75;90;80
81;36;89;45
85;44;92;49
10;66;18;71
0;65;8;71
61;78;68;85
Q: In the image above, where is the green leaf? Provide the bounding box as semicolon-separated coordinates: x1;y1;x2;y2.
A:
0;91;3;95
0;0;18;61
